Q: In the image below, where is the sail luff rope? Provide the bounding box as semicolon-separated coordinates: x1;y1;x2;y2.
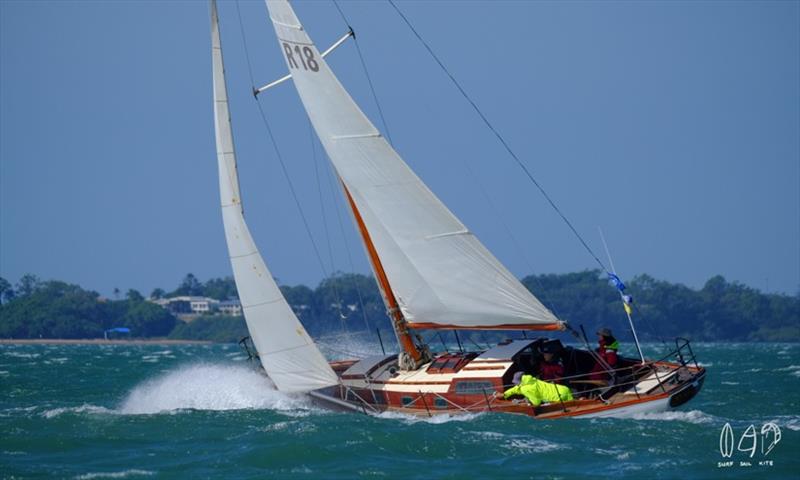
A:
331;0;394;145
386;0;608;274
233;0;346;321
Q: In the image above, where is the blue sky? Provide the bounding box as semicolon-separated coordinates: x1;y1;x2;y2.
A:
1;0;798;297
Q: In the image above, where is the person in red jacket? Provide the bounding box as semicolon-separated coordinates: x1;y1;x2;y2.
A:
589;327;620;381
538;343;564;381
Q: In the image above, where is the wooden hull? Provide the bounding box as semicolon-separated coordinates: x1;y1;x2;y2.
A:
315;339;706;420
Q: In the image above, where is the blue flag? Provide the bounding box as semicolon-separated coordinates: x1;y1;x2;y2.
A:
607;273;626;292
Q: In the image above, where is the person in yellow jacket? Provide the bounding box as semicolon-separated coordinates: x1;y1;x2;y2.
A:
502;374;573;406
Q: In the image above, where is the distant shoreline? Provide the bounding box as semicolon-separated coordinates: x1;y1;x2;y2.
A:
0;338;214;345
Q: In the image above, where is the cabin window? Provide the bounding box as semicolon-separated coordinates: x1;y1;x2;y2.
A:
401;396;413;406
434;398;448;409
455;381;494;395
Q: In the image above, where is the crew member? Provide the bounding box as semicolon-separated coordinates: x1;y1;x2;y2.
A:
538;343;564;381
590;327;619;380
502;374;573;407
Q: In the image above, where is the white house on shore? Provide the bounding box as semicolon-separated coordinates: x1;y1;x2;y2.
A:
150;296;242;317
218;299;243;316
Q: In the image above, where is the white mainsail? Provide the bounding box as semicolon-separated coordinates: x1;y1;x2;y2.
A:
264;0;562;330
211;0;338;392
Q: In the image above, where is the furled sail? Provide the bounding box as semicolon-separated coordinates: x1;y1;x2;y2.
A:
264;0;562;331
211;0;338;391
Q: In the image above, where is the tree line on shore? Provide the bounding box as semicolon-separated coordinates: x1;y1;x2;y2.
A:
0;271;797;342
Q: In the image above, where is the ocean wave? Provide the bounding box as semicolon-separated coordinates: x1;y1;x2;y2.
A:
375;410;483;425
0;405;38;418
4;352;40;359
117;363;313;415
74;469;155;479
775;364;800;372
768;415;800;432
475;431;567;453
594;447;632;460
42;404;114;419
720;381;740;385
507;438;564;453
629;409;716;425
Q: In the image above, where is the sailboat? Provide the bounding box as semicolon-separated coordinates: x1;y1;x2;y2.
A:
211;0;706;418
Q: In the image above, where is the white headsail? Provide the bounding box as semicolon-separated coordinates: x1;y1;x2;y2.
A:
264;0;562;331
211;0;338;391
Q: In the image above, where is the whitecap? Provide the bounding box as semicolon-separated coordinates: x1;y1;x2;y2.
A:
775;365;800;372
42;404;114;419
594;447;631;460
375;410;483;424
4;352;40;359
260;421;293;432
74;469;155;479
721;381;740;385
117;363;313;414
474;431;566;453
0;405;38;418
629;409;716;425
507;438;563;453
764;415;799;431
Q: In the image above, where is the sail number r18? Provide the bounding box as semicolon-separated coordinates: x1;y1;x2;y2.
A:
283;43;319;72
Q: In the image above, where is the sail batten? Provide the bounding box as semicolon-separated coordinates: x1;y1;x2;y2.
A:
211;0;338;392
264;0;562;331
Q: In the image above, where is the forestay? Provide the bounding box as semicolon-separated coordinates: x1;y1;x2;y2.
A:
211;0;338;392
264;0;562;330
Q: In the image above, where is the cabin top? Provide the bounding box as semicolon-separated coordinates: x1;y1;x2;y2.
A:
472;339;536;362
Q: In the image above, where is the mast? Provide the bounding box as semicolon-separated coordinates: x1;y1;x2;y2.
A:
341;183;425;366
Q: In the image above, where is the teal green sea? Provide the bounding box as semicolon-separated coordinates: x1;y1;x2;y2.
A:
1;342;798;479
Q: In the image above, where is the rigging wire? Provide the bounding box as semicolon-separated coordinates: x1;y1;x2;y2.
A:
386;0;608;274
322;143;375;334
331;0;394;144
309;120;338;278
309;117;373;333
309;120;350;333
233;0;346;320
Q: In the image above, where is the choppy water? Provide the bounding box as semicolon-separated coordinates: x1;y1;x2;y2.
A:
1;342;798;479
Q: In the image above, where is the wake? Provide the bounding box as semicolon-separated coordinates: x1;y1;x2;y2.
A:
117;363;313;415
